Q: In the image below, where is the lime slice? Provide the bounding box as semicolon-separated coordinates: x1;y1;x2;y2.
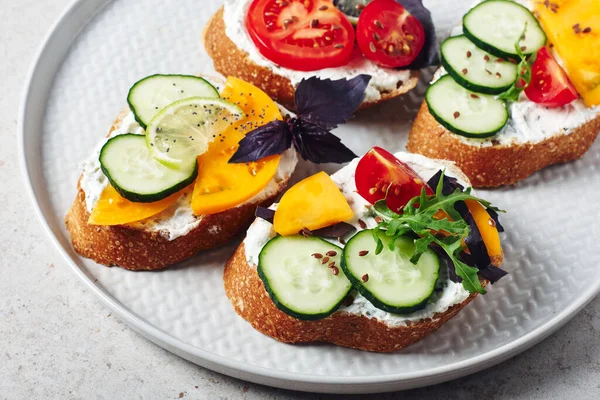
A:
146;97;244;169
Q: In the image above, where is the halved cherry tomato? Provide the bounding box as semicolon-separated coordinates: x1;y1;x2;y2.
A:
525;47;579;108
355;0;425;68
355;147;432;213
246;0;355;71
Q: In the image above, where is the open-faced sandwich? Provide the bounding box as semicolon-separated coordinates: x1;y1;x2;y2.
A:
204;0;439;110
407;0;600;187
65;74;369;271
225;147;507;352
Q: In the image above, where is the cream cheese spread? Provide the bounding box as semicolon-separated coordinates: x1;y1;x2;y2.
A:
243;152;472;327
431;67;600;147
222;0;412;104
79;111;298;241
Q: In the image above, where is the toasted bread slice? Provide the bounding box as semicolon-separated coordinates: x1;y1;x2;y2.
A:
203;7;420;111
407;102;600;187
224;153;494;352
225;243;484;353
65;109;291;271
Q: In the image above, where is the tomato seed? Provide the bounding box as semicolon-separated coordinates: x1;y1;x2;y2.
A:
369;42;377;53
374;20;384;29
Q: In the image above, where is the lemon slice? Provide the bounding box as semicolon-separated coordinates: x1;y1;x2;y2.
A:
146;97;244;169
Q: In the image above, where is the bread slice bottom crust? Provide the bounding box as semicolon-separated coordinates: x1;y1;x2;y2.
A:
407;102;600;187
203;8;420;111
224;243;484;353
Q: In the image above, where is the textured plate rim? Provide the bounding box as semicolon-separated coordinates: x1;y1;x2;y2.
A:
17;0;600;394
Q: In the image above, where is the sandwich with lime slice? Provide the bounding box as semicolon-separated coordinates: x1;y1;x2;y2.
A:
65;73;368;270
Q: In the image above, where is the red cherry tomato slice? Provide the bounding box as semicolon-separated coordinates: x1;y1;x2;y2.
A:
246;0;355;71
525;47;578;108
355;147;433;213
355;0;425;68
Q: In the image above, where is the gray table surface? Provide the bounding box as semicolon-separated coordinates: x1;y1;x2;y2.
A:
2;1;599;399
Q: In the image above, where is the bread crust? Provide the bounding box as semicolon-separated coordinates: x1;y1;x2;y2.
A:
203;8;420;111
407;102;600;187
65;109;289;271
224;243;484;353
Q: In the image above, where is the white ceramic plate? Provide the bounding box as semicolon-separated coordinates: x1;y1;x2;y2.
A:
19;0;600;394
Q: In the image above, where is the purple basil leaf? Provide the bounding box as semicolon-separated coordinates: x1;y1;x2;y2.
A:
398;0;439;70
255;207;275;224
478;265;509;284
292;121;357;164
294;75;371;130
229;120;292;163
427;169;464;196
312;222;357;239
456;201;492;270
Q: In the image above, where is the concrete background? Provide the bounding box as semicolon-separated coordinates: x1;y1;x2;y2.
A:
1;1;599;399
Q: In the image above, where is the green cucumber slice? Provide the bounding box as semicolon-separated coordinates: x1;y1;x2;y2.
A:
127;74;219;129
463;0;546;59
258;236;352;321
145;97;244;169
341;230;440;314
99;134;197;203
426;75;508;138
441;35;518;95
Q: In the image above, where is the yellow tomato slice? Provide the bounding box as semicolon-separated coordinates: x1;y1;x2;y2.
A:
191;77;282;215
88;185;180;226
274;171;354;236
534;0;600;106
465;199;502;259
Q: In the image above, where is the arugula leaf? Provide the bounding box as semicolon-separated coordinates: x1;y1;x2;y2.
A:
498;23;538;102
373;169;500;294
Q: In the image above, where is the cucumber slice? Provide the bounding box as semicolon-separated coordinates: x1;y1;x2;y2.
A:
99;134;197;203
258;236;352;321
146;97;244;169
441;35;518;95
127;74;219;129
426;75;508;138
463;0;546;59
341;230;440;314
